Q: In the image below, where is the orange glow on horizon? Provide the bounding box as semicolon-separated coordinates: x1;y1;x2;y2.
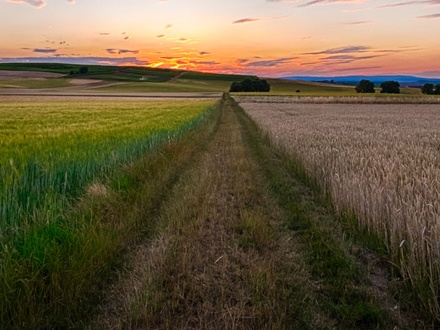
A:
0;0;439;78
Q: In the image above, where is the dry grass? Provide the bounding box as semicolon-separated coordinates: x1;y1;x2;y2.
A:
91;95;329;329
234;95;440;104
240;99;440;322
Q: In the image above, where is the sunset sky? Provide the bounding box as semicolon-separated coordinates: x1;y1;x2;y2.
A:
0;0;439;77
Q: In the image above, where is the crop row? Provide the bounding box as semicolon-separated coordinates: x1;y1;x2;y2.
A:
0;98;215;327
0;99;214;239
241;99;440;320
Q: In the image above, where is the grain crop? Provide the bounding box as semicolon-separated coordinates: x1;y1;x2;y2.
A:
0;97;214;327
234;95;440;104
0;99;212;235
240;98;440;319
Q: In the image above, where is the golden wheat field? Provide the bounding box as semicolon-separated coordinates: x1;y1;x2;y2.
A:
239;98;440;316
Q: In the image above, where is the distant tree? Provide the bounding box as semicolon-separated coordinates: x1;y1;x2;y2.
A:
421;83;434;95
355;79;375;93
380;80;400;94
229;77;270;92
434;84;440;95
230;81;244;92
69;69;75;75
79;66;89;74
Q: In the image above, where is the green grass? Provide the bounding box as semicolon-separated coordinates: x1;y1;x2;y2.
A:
0;99;214;231
0;98;216;328
266;78;356;95
0;78;71;89
95;79;235;93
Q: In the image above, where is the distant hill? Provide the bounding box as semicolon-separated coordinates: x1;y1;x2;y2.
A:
0;62;255;83
283;75;440;88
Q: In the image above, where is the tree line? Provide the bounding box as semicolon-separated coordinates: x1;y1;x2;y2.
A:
69;66;89;75
229;78;271;92
355;79;401;94
356;79;440;95
421;83;440;95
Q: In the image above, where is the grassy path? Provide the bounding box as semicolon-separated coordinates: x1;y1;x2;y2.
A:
89;94;415;329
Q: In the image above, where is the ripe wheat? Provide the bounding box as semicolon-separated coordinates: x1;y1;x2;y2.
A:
241;99;440;318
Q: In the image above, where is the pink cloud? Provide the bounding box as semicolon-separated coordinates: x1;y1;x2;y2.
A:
7;0;75;8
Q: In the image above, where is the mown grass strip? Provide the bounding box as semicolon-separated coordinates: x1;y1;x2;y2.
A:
91;94;334;329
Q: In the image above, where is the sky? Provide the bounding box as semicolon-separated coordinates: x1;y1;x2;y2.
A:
0;0;439;77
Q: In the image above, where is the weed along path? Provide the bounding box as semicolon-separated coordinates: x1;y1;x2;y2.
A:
91;94;411;329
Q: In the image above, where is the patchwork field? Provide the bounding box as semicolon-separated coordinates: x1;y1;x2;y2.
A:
240;98;440;320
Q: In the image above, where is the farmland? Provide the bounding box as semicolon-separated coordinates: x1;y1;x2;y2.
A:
1;63;440;328
240;98;440;322
0;97;214;328
3;62;428;96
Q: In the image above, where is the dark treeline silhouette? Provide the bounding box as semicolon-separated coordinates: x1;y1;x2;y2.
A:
421;83;440;95
355;79;375;93
380;81;400;94
230;78;271;92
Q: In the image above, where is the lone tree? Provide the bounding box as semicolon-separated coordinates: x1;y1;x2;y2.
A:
79;66;89;74
421;83;434;95
355;79;375;93
229;77;270;92
435;84;440;95
380;80;400;94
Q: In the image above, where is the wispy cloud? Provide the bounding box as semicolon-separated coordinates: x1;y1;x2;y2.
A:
335;65;384;72
321;54;383;63
189;60;220;65
7;0;75;8
237;59;250;64
232;18;262;24
33;48;57;53
232;15;288;24
267;0;370;6
304;45;371;55
0;56;148;66
341;20;371;25
299;0;368;7
417;12;440;18
106;48;140;55
245;57;297;67
7;0;46;8
378;0;440;8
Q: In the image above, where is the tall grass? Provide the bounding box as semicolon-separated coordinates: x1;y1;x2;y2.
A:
234;95;440;104
0;98;214;328
0;99;211;231
241;100;440;323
